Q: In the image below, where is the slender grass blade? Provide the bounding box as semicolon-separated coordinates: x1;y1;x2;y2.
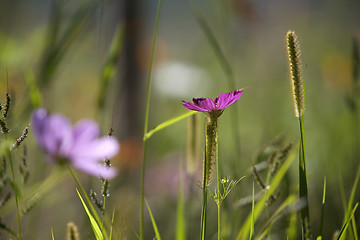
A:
144;111;197;140
76;189;104;240
145;199;162;240
337;203;359;240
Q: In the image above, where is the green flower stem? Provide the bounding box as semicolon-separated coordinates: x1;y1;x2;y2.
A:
201;112;219;240
200;184;208;240
217;204;221;240
215;118;221;240
102;193;107;235
140;139;148;240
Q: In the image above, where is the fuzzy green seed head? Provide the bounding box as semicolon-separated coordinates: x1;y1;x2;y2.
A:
286;30;304;117
66;222;80;240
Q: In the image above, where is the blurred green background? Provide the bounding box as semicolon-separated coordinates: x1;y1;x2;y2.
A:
0;0;360;239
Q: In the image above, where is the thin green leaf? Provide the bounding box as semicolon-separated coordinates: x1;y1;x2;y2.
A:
337;203;359;240
69;167;107;239
249;181;255;240
318;175;326;239
338;173;348;218
340;165;360;240
76;189;104;240
109;209;115;240
351;216;359;240
144;111;197;140
51;227;55;240
236;151;295;240
287;208;297;239
145;199;162;240
347;165;360;239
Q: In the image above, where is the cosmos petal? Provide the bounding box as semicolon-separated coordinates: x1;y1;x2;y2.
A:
32;108;120;179
182;100;208;112
72;160;117;179
182;90;243;113
32;108;48;148
71;137;119;159
197;98;216;111
73;120;100;143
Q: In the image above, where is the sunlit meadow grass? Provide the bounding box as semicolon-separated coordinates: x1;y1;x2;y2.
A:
0;1;360;240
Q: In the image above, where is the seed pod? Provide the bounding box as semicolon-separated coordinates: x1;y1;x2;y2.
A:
286;30;304;117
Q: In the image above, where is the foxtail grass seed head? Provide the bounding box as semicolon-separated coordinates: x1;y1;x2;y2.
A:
286;30;304;117
66;222;80;240
2;93;10;119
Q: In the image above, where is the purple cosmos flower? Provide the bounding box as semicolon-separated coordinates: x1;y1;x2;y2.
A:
32;108;119;179
182;90;243;113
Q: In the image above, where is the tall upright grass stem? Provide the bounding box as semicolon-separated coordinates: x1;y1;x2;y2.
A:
140;0;162;239
299;116;310;238
286;30;310;239
7;148;22;240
